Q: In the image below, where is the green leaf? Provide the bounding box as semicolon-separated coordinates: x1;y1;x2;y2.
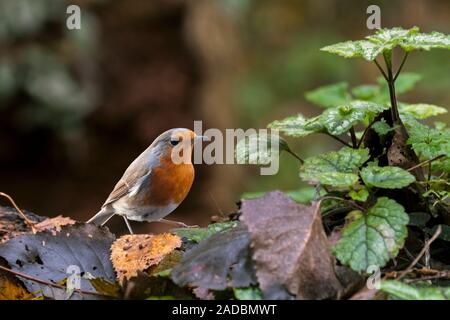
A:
333;197;409;272
235;133;289;165
366;27;419;52
361;166;416;189
372;120;393;136
399;103;447;119
351;85;380;101
319;100;388;135
300;147;369;187
242;187;322;205
348;188;369;202
380;280;450;300
305;82;351;108
408;212;430;227
321;27;419;61
406;120;450;159
400;31;450;52
268;114;324;138
172;221;238;243
233;287;263;300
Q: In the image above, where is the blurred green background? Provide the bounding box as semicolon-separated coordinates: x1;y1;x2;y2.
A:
0;0;449;234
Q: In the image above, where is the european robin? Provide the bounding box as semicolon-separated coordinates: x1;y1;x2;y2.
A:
87;128;206;234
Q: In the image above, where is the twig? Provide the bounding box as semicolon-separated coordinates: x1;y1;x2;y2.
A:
0;265;115;298
357;119;378;148
397;225;442;280
407;154;446;172
394;51;409;81
0;192;36;226
323;132;352;148
374;59;388;81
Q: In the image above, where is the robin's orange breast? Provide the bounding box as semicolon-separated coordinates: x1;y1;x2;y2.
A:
144;154;194;207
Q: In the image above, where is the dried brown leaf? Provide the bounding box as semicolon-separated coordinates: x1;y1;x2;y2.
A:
111;233;182;284
32;215;76;235
241;191;343;299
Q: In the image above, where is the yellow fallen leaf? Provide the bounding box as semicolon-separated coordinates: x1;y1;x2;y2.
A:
0;274;34;300
111;233;182;284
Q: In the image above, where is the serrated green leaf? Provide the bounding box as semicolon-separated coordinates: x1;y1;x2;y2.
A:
400;31;450;51
321;27;419;61
305;82;351;108
348;188;369;202
380;280;450;300
268;114;324;137
172;221;238;243
333;197;409;272
366;27;419;51
300;147;369;187
233;287;263;300
361;166;416;189
321;39;382;61
406;120;450;159
319;100;388;135
399;103;447;119
372;120;393;136
235;133;289;165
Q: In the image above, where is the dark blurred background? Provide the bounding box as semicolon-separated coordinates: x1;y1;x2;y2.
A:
0;0;449;234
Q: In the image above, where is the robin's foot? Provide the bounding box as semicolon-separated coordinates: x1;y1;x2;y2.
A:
158;218;198;228
123;216;134;234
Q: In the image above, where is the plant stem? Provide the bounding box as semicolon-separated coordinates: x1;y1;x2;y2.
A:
0;192;36;226
349;127;358;148
383;51;400;123
374;59;388;81
323;132;352;148
287;149;304;164
397;225;442;280
357;119;377;148
407;154;446;172
394;51;409;81
0;265;116;298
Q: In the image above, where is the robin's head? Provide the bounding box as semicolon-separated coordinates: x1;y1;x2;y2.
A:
152;128;206;164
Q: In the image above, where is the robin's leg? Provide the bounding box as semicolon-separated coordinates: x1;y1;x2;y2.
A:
158;218;198;228
123;216;134;234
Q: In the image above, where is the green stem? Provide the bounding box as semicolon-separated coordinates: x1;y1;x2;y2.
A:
286;149;304;164
357;119;377;148
394;51;409;81
323;132;352;148
374;59;388;81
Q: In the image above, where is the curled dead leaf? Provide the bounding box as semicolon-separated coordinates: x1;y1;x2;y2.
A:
31;215;76;235
111;233;182;284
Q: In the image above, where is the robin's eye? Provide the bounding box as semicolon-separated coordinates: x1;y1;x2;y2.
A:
170;139;180;146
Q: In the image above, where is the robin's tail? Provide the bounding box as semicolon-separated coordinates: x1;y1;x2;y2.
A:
87;207;115;226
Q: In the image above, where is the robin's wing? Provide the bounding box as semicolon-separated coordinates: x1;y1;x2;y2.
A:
102;151;152;208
